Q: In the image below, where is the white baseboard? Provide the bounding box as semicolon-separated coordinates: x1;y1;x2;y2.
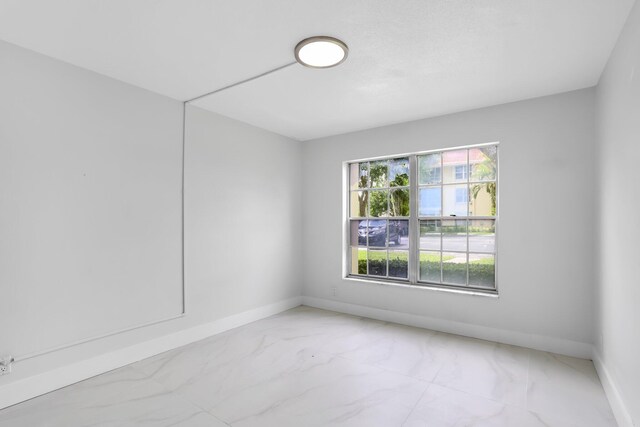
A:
302;296;592;359
592;349;635;427
0;296;302;410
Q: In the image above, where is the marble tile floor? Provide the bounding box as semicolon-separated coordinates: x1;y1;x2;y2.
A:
0;306;616;426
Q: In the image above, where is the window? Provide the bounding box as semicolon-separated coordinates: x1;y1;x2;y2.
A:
346;144;498;293
349;158;410;279
455;187;468;204
455;164;468;180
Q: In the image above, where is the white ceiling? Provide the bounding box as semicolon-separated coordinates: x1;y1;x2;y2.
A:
0;0;635;140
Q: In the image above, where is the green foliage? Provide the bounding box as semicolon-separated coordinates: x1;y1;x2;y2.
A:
470;146;497;181
390;158;409;187
358;258;408;278
390;172;409;187
369;190;388;217
419;261;440;282
358;252;493;287
419;261;495;287
443;263;468;284
468;227;493;234
468;262;495;287
365;259;387;276
442;224;467;233
470;147;497;215
358;159;409;218
370;161;387;187
471;257;494;265
390;188;409;216
358;259;367;274
388;258;408;277
444;227;467;233
471;182;497;215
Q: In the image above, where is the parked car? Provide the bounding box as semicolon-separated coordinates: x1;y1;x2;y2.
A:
358;219;402;246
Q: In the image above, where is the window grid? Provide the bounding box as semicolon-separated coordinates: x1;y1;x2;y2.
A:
349;158;410;281
346;144;498;293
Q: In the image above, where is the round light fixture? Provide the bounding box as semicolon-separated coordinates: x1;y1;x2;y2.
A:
294;36;348;69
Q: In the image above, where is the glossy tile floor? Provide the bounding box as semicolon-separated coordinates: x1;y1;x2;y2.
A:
0;306;616;426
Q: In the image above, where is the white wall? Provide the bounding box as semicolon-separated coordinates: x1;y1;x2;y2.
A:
0;41;302;407
302;88;597;353
184;106;302;323
0;39;184;359
595;0;640;424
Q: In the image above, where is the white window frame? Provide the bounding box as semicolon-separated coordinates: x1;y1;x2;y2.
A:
342;142;499;296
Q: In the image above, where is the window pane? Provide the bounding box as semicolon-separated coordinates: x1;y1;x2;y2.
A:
351;247;367;275
455;165;468;181
349;162;369;190
390;188;410;216
442;219;467;251
350;191;368;217
443;149;468;184
366;219;388;247
389;220;409;249
443;184;468;216
442;252;467;285
419;187;441;217
350;220;368;246
369;190;389;217
420;220;441;250
419;251;441;282
469;220;495;253
469;182;497;216
468;253;495;288
418;153;441;185
389;158;409;187
470;146;497;181
389;251;408;278
370;161;388;188
368;249;387;276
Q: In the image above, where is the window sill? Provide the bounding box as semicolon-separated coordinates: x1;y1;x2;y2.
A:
343;275;499;298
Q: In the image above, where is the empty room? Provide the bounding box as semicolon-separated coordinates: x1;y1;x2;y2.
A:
1;1;639;426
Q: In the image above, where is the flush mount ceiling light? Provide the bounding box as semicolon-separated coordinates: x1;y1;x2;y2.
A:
294;36;348;69
187;37;347;105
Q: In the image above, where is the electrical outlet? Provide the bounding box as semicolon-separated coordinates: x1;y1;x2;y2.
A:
332;286;337;297
0;355;14;376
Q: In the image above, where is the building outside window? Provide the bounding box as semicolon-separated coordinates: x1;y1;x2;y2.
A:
346;143;498;293
455;187;468;204
455;164;468;180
